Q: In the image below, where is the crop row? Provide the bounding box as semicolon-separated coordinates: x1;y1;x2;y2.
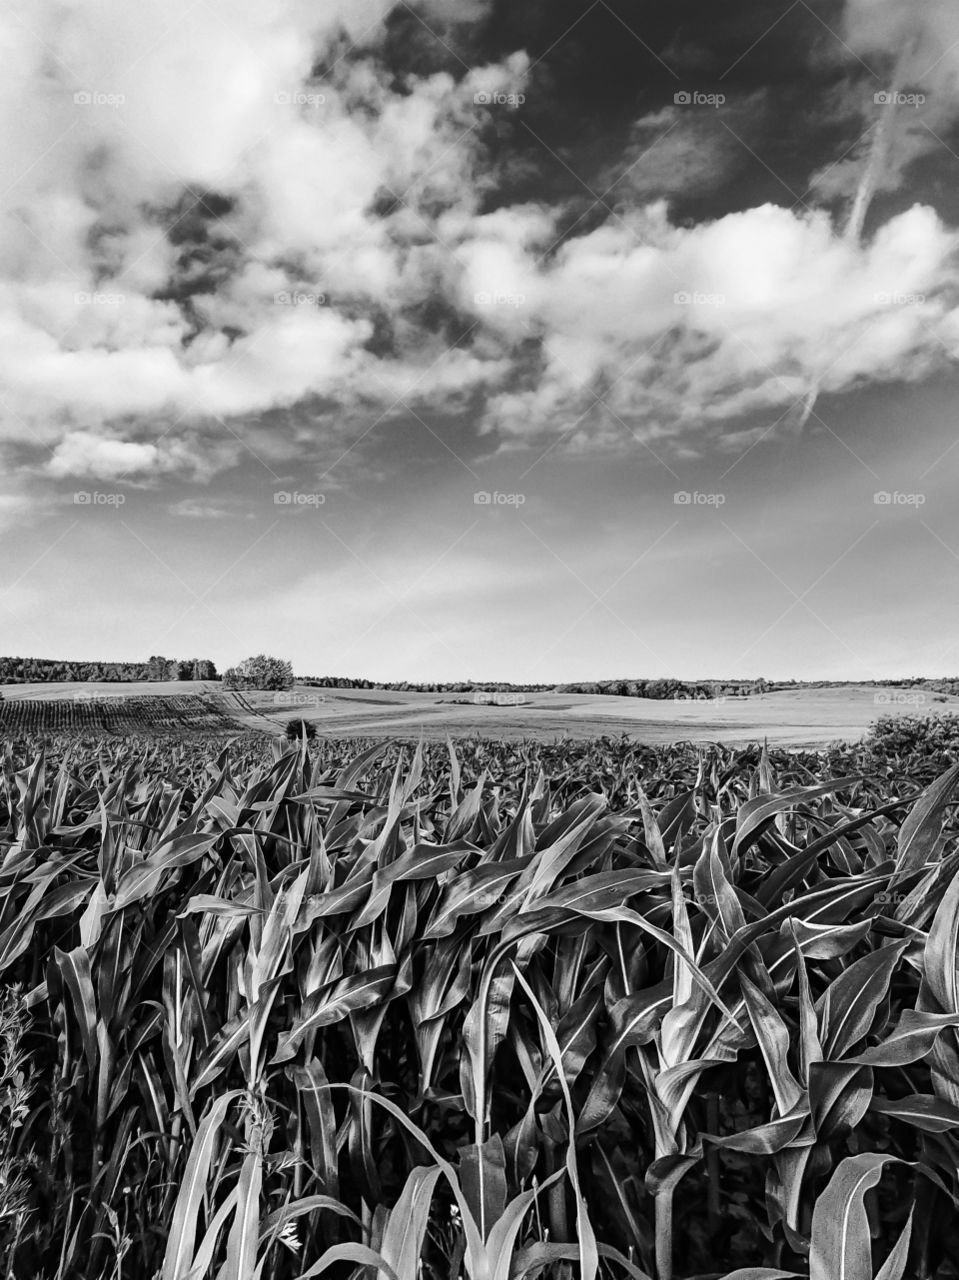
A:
0;694;245;736
0;729;958;1278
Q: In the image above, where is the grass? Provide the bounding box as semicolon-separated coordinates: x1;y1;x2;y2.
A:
1;728;959;1278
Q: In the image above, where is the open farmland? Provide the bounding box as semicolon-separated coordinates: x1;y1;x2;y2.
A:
2;731;959;1279
3;680;958;745
0;689;248;736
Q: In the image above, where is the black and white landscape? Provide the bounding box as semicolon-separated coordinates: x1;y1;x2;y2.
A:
3;5;959;1280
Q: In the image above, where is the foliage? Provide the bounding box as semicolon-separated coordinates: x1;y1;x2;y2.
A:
858;714;959;779
1;731;959;1279
148;656;220;681
295;677;738;699
0;656;217;684
298;676;558;692
223;655;295;692
284;717;318;742
0;985;34;1273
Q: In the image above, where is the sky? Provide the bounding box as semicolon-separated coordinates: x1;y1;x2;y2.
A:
3;0;959;682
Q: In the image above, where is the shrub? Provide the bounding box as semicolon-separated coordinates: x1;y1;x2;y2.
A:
284;716;317;741
860;713;959;781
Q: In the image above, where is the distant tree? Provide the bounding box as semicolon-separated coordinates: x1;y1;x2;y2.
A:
223;654;294;691
147;655;174;681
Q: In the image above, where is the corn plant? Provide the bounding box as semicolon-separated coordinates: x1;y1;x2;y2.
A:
0;731;958;1279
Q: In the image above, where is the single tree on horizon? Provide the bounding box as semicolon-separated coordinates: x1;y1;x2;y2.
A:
222;654;294;691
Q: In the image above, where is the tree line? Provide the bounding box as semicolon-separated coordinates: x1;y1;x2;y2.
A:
297;675;557;693
297;675;768;699
0;655;218;683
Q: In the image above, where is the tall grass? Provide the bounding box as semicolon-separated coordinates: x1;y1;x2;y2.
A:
1;732;959;1279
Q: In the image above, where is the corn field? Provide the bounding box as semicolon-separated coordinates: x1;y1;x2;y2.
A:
2;730;959;1279
0;696;245;737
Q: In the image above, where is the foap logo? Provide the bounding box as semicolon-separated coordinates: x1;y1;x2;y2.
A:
274;491;325;507
474;491;526;507
474;290;526;308
875;90;926;107
473;89;526;107
474;691;527;705
274;290;327;306
874;491;925;507
73;492;125;507
875;292;925;307
274;90;327;107
674;90;725;107
674;491;725;507
674;290;726;306
73;691;123;707
274;692;328;706
75;291;125;306
874;691;926;707
73;90;125;108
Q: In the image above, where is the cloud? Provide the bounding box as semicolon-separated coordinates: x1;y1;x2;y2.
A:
1;0;959;481
0;2;528;474
471;200;959;441
842;0;959;88
47;432;161;479
0;493;37;535
168;498;232;519
421;0;494;20
238;543;552;675
606;99;759;202
806;3;959;213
